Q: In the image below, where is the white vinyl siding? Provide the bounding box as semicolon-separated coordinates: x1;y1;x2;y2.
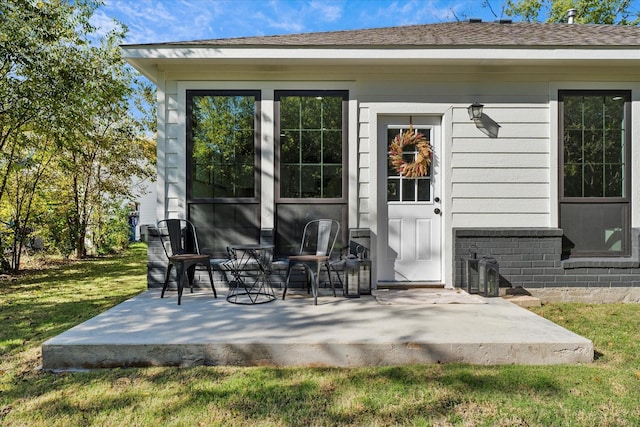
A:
357;106;372;228
450;100;550;228
161;81;183;219
354;80;551;230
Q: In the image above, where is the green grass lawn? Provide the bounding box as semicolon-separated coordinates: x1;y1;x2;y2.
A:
1;243;640;426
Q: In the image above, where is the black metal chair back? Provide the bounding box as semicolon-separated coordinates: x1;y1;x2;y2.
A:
299;219;340;257
158;219;200;257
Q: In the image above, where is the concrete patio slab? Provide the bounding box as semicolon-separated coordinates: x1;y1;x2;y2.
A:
42;289;593;369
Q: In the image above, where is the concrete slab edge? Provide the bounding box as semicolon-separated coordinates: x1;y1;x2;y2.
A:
42;341;594;369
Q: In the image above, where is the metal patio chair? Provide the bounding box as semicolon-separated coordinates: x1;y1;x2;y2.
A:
283;219;340;305
157;219;217;305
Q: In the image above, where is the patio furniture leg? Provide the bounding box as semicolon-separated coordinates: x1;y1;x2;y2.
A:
283;264;293;300
206;263;217;298
333;265;344;295
325;262;336;297
284;258;336;305
187;265;196;293
161;264;174;298
306;268;312;294
176;262;185;305
307;264;318;305
284;264;309;300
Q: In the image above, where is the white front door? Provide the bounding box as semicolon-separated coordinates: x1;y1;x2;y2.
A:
378;116;442;283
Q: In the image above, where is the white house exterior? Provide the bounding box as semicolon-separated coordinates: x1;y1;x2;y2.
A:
122;20;640;300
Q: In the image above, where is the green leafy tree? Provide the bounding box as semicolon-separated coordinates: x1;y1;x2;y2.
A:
504;0;640;24
54;29;154;258
0;0;101;266
0;0;99;200
93;199;133;255
1;133;56;270
0;0;155;268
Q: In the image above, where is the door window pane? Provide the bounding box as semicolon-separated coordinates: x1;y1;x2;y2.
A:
387;180;400;201
417;179;431;201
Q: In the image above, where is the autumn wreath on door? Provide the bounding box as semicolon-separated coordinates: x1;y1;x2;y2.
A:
388;121;432;178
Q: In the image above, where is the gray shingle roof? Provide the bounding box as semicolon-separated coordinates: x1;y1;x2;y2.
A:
146;21;640;48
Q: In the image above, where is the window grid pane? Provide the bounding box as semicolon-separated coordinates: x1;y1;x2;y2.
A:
563;95;626;198
279;95;344;199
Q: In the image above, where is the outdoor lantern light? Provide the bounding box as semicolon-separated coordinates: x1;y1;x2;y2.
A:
358;258;371;295
464;246;499;297
352;244;371;295
464;257;480;294
344;257;361;298
467;102;484;120
478;257;500;297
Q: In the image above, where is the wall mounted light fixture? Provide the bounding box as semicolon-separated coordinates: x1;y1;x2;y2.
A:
468;102;501;138
467;102;484;120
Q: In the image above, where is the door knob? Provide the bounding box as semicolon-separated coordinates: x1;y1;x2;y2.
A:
434;208;441;215
434;197;440;203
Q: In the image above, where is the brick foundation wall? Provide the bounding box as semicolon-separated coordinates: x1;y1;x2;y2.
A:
454;228;640;290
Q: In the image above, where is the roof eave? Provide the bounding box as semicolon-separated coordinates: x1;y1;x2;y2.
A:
122;46;640;61
122;46;640;82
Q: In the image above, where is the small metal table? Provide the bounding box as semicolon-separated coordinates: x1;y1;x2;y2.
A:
226;244;276;304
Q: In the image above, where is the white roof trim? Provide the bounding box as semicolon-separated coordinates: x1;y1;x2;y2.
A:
122;46;640;83
122;47;640;61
